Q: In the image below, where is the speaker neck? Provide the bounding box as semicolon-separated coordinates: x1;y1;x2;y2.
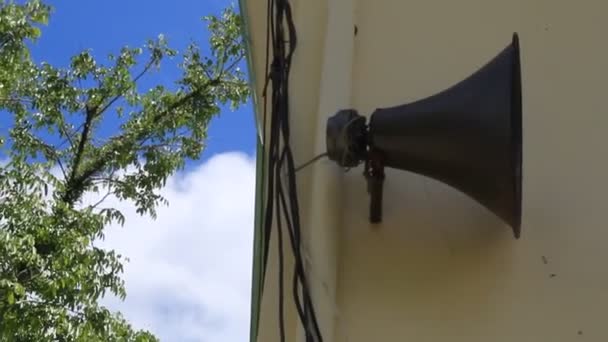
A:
326;109;368;167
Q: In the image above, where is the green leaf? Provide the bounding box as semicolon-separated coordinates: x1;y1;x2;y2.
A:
32;12;49;25
30;26;42;38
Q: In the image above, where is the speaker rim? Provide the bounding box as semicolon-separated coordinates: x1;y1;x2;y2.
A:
511;33;523;238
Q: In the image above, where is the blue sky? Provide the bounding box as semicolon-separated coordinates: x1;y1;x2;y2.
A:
5;1;257;341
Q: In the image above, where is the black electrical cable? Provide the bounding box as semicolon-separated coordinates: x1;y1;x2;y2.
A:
261;0;324;341
295;153;328;173
276;178;286;342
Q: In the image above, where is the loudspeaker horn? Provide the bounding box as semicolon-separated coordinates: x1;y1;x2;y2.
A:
326;33;522;238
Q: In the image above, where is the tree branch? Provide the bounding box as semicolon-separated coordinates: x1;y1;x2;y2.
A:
55;158;67;180
222;51;245;76
28;136;68;180
0;33;14;51
90;189;112;210
202;63;214;80
95;56;158;117
0;97;33;105
19;297;86;319
57;123;76;151
60;78;219;206
59;54;160;172
89;168;117;209
213;32;242;79
62;105;96;205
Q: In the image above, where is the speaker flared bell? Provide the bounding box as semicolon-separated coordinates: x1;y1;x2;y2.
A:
326;33;523;238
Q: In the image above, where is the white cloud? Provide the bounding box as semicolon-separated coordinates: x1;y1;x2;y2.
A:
96;152;256;342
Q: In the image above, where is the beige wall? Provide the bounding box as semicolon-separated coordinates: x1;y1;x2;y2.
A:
247;0;608;341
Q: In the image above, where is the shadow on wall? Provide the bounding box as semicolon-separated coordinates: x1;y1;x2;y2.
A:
338;168;519;333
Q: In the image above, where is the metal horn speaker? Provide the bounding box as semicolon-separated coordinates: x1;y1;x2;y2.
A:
326;33;523;238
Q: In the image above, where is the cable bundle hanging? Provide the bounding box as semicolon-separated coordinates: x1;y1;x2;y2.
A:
261;0;324;341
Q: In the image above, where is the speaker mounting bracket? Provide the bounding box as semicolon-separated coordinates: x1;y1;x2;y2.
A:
364;148;385;223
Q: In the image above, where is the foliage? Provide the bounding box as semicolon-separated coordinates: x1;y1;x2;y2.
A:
0;1;249;340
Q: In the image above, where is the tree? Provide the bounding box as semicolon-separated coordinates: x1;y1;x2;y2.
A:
0;1;249;340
